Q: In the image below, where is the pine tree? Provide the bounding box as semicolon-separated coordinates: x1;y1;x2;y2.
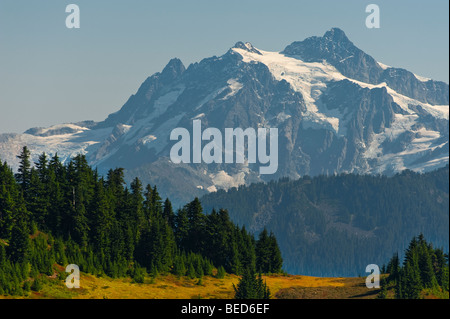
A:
106;168;125;213
28;168;49;230
268;231;282;273
91;179;114;258
231;241;242;275
187;262;196;279
216;265;226;279
403;259;422;299
377;277;388;299
46;169;64;236
395;270;404;299
132;264;146;284
151;186;163;217
233;268;271;299
441;266;449;292
387;252;400;283
256;228;271;273
35;153;49;182
49;153;65;183
173;255;186;277
0;183;15;240
15;146;32;199
418;241;437;288
175;208;189;248
163;198;175;230
256;272;271;299
8;217;31;264
134;221;153;270
433;248;447;287
130;177;145;243
238;226;256;272
71;201;90;248
185;198;205;253
143;184;153;220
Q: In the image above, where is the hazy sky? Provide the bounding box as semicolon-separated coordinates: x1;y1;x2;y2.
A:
0;0;448;134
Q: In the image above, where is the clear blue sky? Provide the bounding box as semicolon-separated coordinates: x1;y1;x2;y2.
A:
0;0;448;133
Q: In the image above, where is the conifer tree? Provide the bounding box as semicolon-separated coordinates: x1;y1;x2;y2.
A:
91;178;114;258
151;185;163;217
216;265;226;279
0;183;15;240
231;241;242;275
239;226;256;272
15;146;32;199
185;197;205;253
256;228;272;273
46;169;64;235
175;208;189;248
418;240;437;288
130;177;145;241
173;255;186;277
8;217;31;264
106;168;125;213
268;231;283;273
187;262;196;279
143;184;153;220
403;259;422;299
163;198;175;230
377;277;388;299
387;252;400;283
28;168;49;230
233;268;271;299
49;153;65;183
441;265;449;292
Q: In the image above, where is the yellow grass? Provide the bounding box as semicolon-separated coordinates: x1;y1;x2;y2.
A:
0;271;360;299
264;274;346;292
72;273;347;299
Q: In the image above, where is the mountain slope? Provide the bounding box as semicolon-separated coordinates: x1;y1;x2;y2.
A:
201;166;449;276
0;28;448;205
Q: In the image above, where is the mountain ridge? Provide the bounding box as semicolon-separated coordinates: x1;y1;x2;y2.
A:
201;165;449;276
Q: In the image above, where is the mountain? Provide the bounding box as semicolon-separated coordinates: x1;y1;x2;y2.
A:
0;28;448;205
201;166;449;276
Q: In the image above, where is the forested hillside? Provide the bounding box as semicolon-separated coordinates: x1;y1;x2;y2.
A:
0;147;282;296
201;166;449;276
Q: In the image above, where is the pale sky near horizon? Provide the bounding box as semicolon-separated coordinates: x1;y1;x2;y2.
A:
0;0;448;134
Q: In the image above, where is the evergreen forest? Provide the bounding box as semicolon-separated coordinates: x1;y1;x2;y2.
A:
0;147;283;296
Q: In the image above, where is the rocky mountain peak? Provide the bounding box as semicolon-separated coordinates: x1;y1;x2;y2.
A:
323;27;350;43
232;41;262;55
160;58;186;83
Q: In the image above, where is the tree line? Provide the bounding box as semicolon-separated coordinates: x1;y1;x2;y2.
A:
380;234;449;299
0;146;283;296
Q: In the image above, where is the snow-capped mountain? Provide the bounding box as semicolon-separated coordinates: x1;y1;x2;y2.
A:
1;28;448;205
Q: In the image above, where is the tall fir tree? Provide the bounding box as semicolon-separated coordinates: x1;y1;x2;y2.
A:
233;267;271;299
15;146;32;201
8;216;31;264
256;228;272;273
